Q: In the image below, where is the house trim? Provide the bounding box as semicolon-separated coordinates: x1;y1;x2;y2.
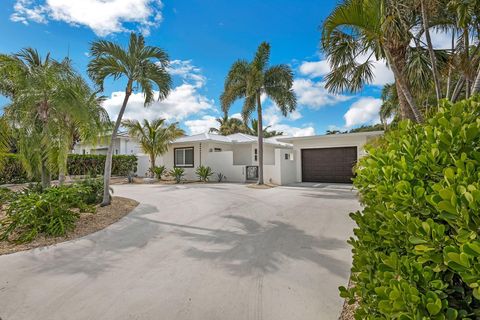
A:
174;146;195;168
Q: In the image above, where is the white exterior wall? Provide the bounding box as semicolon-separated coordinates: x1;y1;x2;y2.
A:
288;134;378;183
204;151;246;182
233;144;252;165
263;149;296;185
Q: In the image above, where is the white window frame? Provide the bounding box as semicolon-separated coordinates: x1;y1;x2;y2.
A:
175;147;194;167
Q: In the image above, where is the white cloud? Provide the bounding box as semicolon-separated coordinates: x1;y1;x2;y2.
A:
263;105;314;137
343;97;382;128
104;60;215;123
184;116;218;135
167;60;206;87
104;84;214;123
293;78;352;109
231;113;242;120
299;60;330;78
10;0;164;36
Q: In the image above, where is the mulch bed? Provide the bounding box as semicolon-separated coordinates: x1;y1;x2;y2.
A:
0;196;139;256
339;279;358;320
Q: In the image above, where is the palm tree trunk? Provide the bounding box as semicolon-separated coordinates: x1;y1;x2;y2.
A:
256;93;264;185
386;49;424;122
59;170;66;185
150;154;156;178
464;28;470;99
41;159;50;189
451;76;465;102
446;30;455;100
472;64;480;95
421;0;442;102
101;80;133;206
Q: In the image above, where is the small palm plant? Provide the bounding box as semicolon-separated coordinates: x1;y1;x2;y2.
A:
169;168;185;184
88;33;172;206
151;165;166;180
196;165;213;182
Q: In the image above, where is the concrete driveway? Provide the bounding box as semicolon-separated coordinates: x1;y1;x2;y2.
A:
0;183;359;320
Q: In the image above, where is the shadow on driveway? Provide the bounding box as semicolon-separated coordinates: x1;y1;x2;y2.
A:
173;215;350;278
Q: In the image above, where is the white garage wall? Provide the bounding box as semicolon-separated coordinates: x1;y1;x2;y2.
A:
286;133;382;183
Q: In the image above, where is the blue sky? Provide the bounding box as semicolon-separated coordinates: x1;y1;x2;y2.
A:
0;0;395;136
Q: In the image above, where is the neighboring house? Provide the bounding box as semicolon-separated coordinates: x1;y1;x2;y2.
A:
73;130;383;184
72;132;143;156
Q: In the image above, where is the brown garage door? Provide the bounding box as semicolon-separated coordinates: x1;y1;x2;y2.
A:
301;147;357;183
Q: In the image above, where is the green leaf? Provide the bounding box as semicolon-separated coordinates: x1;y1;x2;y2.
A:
437;201;458;215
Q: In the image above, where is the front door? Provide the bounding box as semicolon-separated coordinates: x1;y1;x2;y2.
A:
246;166;258;180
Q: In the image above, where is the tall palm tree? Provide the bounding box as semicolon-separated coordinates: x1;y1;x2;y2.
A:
209;114;247;135
322;0;424;122
248;119;284;138
88;33;172;206
0;48;99;188
221;42;296;184
123;118;184;175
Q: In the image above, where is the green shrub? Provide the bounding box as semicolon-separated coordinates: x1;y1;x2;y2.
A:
151;165;166;179
196;165;213;182
67;154;137;176
170;168;185;183
0;154;29;184
0;179;106;243
343;97;480;318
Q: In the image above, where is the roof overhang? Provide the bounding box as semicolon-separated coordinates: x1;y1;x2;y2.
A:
277;131;384;143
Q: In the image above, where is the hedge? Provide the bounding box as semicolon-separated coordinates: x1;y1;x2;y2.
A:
67;154;137;176
0;154;137;184
343;97;480;318
0;154;29;184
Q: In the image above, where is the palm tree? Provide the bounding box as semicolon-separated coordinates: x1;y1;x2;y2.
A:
209;114;247;135
123;118;184;175
379;84;398;130
0;48;100;188
221;42;296;184
88;33;172;206
248;119;284;138
322;0;424;122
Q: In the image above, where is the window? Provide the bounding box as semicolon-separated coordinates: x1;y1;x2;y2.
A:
214;148;222;152
285;153;290;160
254;148;258;161
175;147;194;167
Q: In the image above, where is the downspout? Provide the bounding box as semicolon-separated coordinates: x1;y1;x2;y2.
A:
199;142;202;166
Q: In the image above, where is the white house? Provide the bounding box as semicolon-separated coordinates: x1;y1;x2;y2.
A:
72;132;143;156
72;130;383;185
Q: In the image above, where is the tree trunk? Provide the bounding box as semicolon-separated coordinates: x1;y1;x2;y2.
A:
41;159;50;189
421;0;442;102
386;49;423;122
446;30;455;100
101;80;133;206
464;28;470;99
150;154;156;178
451;76;465;102
59;170;66;185
256;93;264;185
472;64;480;95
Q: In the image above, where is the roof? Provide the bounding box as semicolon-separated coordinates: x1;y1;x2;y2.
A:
277;130;384;142
173;132;291;147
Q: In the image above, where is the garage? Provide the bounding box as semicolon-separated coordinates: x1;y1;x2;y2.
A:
301;147;357;183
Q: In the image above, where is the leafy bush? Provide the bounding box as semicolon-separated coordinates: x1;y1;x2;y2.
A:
170;168;185;183
0;179;106;243
196;165;213;182
343;97;480;318
0;154;29;184
151;165;166;180
67;154;137;176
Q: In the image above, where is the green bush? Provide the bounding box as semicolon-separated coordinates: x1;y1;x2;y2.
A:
0;154;29;184
67;154;137;176
170;168;185;183
343;97;480;318
0;179;106;243
196;165;213;182
151;165;166;179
